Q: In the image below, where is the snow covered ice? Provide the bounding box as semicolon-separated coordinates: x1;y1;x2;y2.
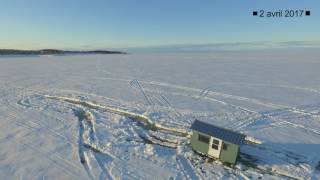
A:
0;50;320;179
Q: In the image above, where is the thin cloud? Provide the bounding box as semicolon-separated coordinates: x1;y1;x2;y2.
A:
126;41;320;53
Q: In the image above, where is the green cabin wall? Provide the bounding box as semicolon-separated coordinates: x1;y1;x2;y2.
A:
190;131;209;154
191;130;240;165
219;141;239;164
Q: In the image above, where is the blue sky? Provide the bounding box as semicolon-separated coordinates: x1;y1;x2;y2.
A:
0;0;319;51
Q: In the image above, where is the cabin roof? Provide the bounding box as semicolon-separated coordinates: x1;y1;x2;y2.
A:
191;120;246;145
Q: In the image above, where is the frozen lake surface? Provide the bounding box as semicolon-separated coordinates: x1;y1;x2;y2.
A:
0;51;320;179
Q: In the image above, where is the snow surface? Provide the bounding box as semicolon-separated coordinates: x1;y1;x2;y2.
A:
0;51;320;179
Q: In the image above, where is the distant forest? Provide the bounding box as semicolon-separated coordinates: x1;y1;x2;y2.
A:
0;49;126;55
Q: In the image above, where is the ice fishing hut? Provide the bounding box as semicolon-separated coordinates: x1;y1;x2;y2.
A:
190;120;246;165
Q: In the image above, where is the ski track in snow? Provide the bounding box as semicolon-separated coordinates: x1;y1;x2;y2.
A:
12;71;319;138
6;79;319;179
1;54;320;179
93;75;320;138
176;155;200;180
3;81;319;179
0;111;83;179
93;76;320;116
45;95;317;179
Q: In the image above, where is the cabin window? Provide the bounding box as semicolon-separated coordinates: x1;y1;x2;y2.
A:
211;138;220;150
223;143;228;150
198;134;210;144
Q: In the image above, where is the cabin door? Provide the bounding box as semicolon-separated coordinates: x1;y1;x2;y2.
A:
208;137;222;158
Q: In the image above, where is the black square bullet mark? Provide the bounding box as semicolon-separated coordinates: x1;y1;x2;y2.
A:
253;11;258;16
306;11;310;16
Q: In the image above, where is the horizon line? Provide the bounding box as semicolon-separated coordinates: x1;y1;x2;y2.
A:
1;40;320;53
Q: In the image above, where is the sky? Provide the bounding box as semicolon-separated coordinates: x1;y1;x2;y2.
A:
0;0;319;51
